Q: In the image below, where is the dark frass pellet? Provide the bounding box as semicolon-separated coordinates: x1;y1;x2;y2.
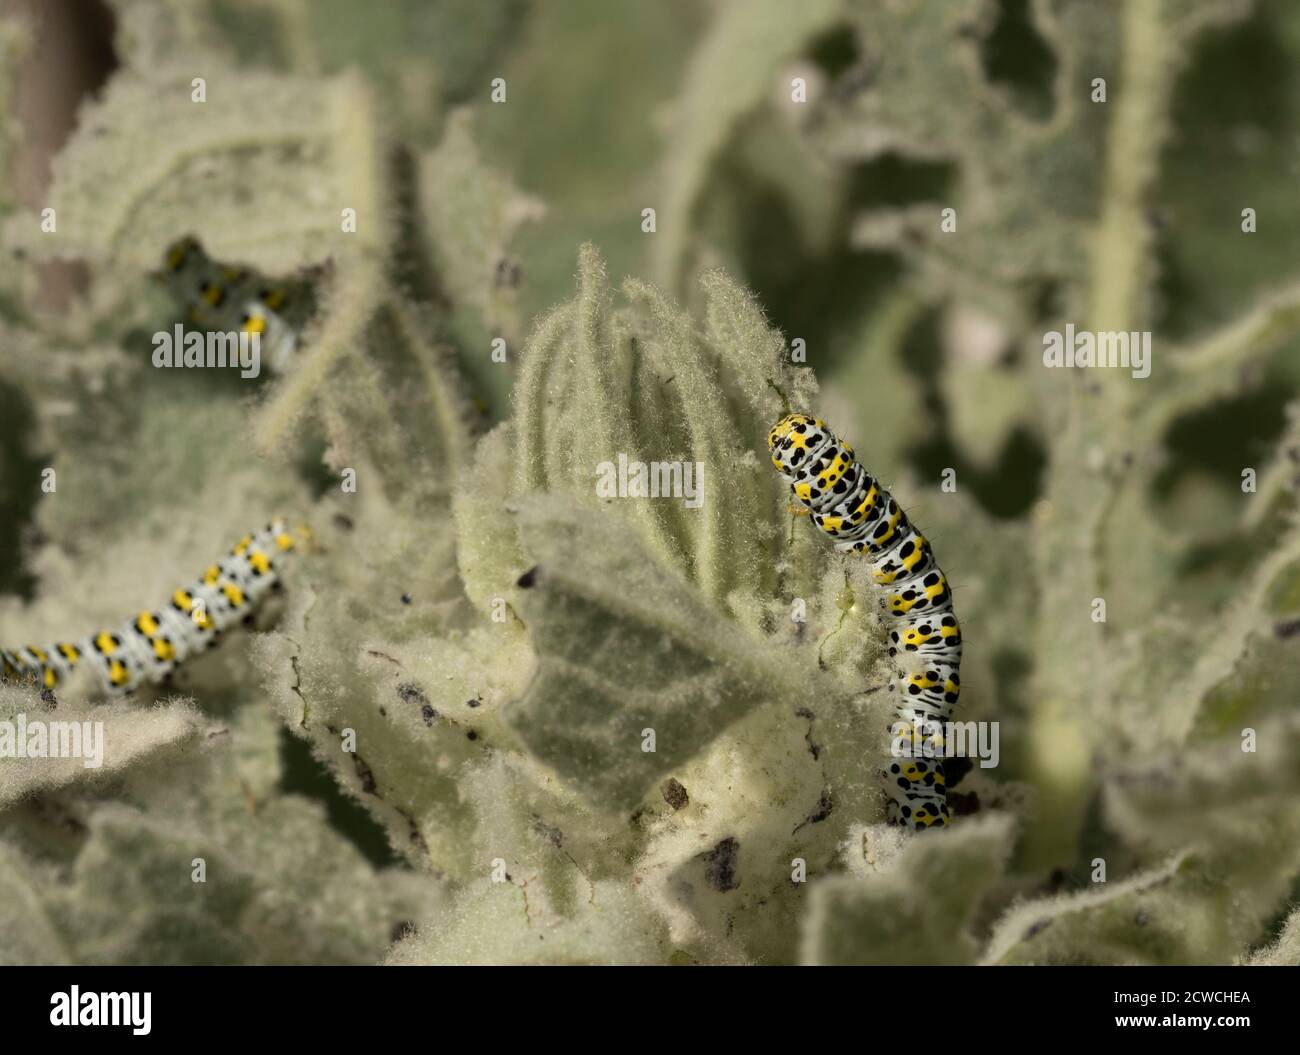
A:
661;778;689;810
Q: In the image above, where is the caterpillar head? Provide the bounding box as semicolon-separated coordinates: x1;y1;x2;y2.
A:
767;413;832;475
264;517;318;556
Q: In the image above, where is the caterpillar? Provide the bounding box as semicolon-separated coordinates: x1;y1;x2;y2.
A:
156;237;312;375
767;413;961;831
1;520;296;698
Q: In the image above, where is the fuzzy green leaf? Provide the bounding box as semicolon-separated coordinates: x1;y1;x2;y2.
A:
505;495;812;810
0;683;211;810
19;66;386;274
801;816;1014;965
651;0;847;288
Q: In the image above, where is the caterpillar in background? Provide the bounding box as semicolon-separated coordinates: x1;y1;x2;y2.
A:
156;237;312;375
1;521;296;698
767;414;961;831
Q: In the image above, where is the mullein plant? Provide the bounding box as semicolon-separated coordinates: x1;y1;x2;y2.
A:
0;0;1299;966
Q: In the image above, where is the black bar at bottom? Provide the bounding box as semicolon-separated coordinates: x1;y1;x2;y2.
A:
0;964;1292;1041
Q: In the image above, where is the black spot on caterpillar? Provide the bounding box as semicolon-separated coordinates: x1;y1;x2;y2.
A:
767;413;962;832
1;520;297;698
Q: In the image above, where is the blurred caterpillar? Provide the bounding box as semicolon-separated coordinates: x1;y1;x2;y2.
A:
767;414;960;831
1;521;296;698
156;237;311;374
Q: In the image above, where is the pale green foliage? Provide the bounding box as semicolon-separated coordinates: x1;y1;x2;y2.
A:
0;682;436;965
650;0;846;288
15;68;386;274
1249;907;1300;966
0;682;209;809
420;108;544;398
108;0;521;144
3;0;1300;967
804;817;1015;966
253;244;899;966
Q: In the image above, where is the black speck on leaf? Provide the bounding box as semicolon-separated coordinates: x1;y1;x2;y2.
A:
792;788;833;834
398;682;431;708
353;755;377;795
531;816;564;848
661;778;689;810
1274;618;1300;639
697;836;740;892
1023;918;1052;941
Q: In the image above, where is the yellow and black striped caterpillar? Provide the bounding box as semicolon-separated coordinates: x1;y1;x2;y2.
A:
157;237;310;374
768;414;961;831
1;521;296;698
